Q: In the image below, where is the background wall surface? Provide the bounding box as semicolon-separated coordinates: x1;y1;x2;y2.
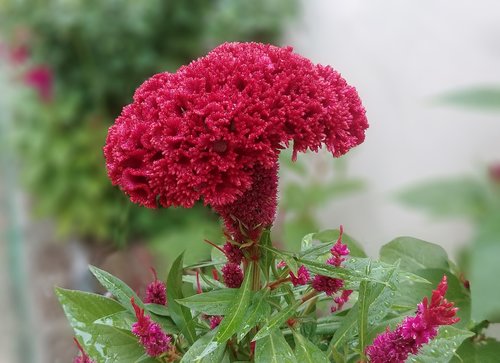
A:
287;0;500;257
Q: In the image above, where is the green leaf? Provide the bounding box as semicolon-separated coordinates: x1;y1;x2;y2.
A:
253;300;301;341
198;262;254;359
255;329;297;363
407;326;474;363
469;215;500;322
302;229;367;258
89;265;142;312
298;258;355;282
180;329;227;363
451;337;500;363
379;237;449;274
293;330;329;363
145;303;170;316
259;229;274;280
167;253;197;344
260;244;299;276
237;289;272;342
176;289;239;315
91;324;158;363
55;288;126;361
329;265;398;355
94;310;134;331
398;178;486;219
437;87;500;111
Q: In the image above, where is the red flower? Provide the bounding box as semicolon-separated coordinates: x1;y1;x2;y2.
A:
222;262;244;288
131;298;172;357
144;268;167;305
104;42;368;241
366;276;459;363
24;65;53;102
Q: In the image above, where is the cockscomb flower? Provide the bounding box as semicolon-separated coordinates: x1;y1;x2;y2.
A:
290;265;310;286
366;276;459;363
104;42;368;242
144;268;167;305
131;298;172;357
221;262;244;288
73;338;95;363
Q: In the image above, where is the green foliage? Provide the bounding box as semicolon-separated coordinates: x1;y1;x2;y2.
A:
1;0;295;243
57;231;495;362
437;87;500;111
275;151;365;250
398;172;500;323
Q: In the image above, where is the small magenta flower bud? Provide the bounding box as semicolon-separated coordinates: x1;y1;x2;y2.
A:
222;262;244;288
144;268;167;305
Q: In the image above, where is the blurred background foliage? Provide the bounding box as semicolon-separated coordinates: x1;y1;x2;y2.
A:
0;0;297;255
399;88;500;324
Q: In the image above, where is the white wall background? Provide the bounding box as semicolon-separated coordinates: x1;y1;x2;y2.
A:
286;0;500;257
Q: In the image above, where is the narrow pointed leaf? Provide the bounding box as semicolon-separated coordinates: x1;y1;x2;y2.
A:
176;289;239;315
255;329;297;363
237;289;271;342
293;331;329;362
89;265;143;312
253;301;301;341
167;253;196;344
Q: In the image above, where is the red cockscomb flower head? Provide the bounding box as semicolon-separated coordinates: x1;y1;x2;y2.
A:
73;338;95;363
130;298;172;357
221;262;244;288
366;276;459;363
104;42;368;242
144;268;167;305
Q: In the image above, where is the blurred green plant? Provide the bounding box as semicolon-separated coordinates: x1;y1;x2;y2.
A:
274;150;364;250
0;0;296;244
399;87;500;324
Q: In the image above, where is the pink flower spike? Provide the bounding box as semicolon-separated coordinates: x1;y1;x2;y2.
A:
366;276;460;363
222;262;244;288
73;338;95;363
209;315;223;329
144;268;167;305
290;265;310;286
130;297;172;357
223;242;244;264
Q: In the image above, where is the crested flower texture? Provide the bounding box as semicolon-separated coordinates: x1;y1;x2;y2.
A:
104;42;368;242
144;268;167;305
131;298;172;357
223;241;244;264
366;276;459;363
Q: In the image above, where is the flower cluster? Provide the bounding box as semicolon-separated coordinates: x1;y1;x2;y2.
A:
130;298;172;357
72;338;95;363
104;42;368;242
144;268;167;305
366;276;459;363
312;227;352;311
222;262;244;288
290;265;310;286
